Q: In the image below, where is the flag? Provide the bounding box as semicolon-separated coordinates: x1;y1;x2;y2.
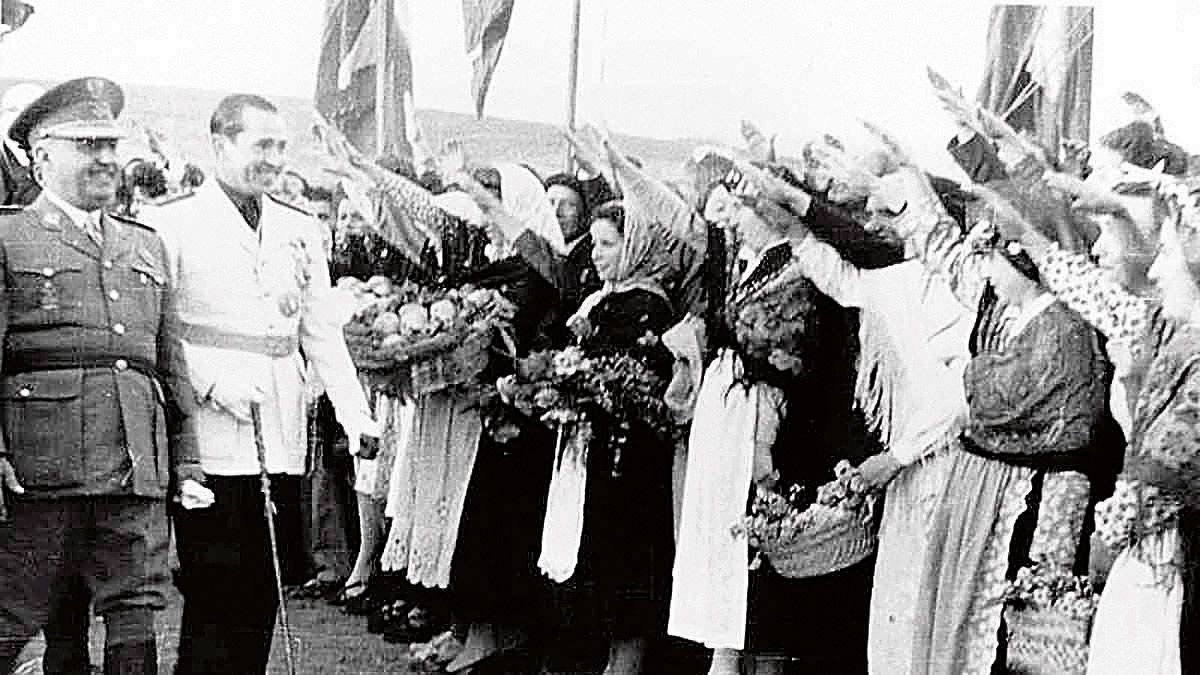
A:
462;0;514;118
0;0;34;36
976;4;1094;155
315;0;413;159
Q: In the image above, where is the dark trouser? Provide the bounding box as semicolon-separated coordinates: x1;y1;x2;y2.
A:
0;497;167;675
42;575;92;674
305;397;358;582
173;474;301;675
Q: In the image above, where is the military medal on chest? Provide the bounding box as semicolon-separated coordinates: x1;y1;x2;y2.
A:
38;266;60;310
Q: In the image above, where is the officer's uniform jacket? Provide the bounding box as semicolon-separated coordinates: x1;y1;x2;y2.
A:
0;193;196;498
147;181;371;476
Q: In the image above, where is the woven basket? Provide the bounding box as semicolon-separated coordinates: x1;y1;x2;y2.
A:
409;329;492;396
758;505;877;579
1004;605;1091;675
343;321;399;371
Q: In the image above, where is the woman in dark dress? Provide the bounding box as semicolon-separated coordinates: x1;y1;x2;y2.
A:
544;201;679;674
671;179;878;675
444;164;567;673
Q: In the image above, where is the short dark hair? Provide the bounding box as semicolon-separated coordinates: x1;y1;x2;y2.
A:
590;200;626;234
544;173;589;214
209;93;278;139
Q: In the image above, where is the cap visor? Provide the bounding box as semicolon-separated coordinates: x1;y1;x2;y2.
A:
38;121;129;141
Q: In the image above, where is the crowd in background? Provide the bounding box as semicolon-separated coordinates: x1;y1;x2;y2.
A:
256;78;1199;674
1;72;1198;675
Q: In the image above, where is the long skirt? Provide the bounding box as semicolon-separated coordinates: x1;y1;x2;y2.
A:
867;446;954;674
380;391;482;588
911;452;1035;675
1088;528;1183;675
912;450;1092;674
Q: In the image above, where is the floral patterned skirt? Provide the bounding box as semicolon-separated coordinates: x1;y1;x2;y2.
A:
912;450;1093;675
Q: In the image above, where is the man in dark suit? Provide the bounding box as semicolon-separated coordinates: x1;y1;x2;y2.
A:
0;77;200;675
544;173;601;339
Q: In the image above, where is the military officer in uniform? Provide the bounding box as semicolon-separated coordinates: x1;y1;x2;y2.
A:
0;77;201;675
147;93;377;674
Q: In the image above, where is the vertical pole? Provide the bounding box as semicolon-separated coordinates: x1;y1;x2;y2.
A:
375;0;391;156
564;0;582;173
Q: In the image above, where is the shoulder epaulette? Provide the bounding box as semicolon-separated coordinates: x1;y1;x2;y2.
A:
266;193;315;217
149;190;198;208
107;211;157;232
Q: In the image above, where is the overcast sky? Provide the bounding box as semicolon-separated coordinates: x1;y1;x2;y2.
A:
1;0;1197;173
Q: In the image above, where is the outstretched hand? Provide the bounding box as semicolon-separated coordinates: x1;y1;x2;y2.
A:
861;120;913;169
967;183;1035;243
436;139;468;178
563;126;606;176
740;120;776;163
928;67;986;139
732;159;813;219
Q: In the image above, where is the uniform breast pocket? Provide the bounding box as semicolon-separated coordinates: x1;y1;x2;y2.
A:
115;262;166;331
8;264;86;321
1;370;86;488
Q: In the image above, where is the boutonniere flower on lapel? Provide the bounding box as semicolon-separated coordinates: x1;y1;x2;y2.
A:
259;238;313;317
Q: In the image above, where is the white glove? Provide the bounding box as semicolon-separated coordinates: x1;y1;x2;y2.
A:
178;479;216;510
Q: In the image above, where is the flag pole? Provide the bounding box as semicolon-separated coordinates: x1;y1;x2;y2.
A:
564;0;582;173
375;0;391;156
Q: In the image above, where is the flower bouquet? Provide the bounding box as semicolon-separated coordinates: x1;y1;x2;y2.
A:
1003;564;1099;675
728;262;818;387
731;460;877;579
342;276;516;397
495;347;676;476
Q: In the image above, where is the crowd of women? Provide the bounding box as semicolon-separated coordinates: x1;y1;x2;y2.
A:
277;80;1198;675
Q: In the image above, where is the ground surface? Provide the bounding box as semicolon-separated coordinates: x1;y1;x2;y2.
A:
16;586;436;674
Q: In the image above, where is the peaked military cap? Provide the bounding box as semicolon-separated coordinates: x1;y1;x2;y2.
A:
9;76;127;151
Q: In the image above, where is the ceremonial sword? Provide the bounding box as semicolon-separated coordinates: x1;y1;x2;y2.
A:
250;402;298;675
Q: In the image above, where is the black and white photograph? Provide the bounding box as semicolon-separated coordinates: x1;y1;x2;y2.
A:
0;0;1195;672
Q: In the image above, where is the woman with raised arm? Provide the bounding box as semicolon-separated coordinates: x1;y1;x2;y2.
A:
857;143;1120;673
734;157;972;674
1085;183;1200;675
669;172;877;675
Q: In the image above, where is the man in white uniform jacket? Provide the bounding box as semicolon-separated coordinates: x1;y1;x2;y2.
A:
146;93;377;675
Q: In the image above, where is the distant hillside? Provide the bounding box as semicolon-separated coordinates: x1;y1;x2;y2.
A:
0;78;702;185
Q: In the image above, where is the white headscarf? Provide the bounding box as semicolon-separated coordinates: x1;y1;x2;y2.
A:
497;163;568;255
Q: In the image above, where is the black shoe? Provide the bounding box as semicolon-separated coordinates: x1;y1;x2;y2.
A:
368;599;410;634
327;580;367;607
382;607;442;645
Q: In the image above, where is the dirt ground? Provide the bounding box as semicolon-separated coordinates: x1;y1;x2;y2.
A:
15;585;434;674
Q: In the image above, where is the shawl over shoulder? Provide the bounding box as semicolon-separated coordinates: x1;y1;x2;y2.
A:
963;301;1119;477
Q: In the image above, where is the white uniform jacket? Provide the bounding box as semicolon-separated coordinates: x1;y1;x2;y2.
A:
147;182;371;476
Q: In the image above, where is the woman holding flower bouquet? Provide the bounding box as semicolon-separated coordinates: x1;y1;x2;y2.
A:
669;174;878;674
537;201;681;674
441;162;571;672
